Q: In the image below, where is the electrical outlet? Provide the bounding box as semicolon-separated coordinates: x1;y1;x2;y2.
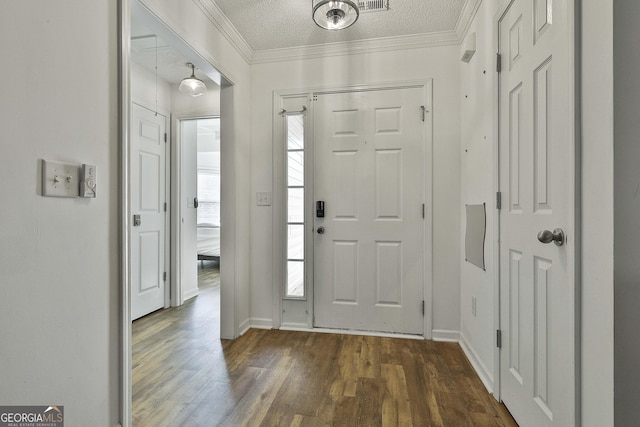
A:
472;296;477;317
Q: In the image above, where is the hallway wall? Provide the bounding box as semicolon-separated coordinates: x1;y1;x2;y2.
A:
458;0;500;391
0;1;120;424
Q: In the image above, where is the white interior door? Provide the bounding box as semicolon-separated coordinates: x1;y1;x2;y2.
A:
314;87;425;335
498;0;576;425
131;103;168;320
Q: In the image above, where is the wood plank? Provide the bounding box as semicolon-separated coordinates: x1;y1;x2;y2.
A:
132;265;518;426
381;363;412;426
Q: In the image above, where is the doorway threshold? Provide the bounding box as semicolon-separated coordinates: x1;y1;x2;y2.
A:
279;325;425;340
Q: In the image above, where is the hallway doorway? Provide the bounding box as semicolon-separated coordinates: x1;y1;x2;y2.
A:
132;262;220;425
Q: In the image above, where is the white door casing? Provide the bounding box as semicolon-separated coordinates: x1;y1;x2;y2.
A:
498;0;576;425
314;87;425;335
131;103;168;320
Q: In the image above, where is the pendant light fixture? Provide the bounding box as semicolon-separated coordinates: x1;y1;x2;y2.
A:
178;62;207;97
313;0;360;30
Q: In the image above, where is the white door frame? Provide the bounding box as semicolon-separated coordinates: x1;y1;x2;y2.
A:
491;0;581;413
272;80;433;338
492;1;506;402
172;114;219;308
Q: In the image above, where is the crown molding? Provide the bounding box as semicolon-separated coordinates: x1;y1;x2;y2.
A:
192;0;481;65
251;31;460;64
455;0;483;41
192;0;254;64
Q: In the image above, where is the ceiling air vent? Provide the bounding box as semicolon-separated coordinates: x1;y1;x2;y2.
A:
358;0;389;13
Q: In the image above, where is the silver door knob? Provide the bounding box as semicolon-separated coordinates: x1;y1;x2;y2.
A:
316;226;325;234
537;228;565;246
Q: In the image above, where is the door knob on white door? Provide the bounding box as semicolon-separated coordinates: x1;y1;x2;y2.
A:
537;228;565;246
316;226;325;234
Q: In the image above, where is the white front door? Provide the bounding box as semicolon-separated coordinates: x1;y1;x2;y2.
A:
498;0;576;425
131;103;168;320
313;87;425;335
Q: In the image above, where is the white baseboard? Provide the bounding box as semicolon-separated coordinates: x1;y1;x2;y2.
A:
431;329;460;342
279;322;311;331
459;332;494;394
182;288;199;302
250;318;273;329
238;318;251;336
279;325;424;340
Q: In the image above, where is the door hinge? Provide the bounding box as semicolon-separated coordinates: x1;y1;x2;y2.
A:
164;202;167;212
163;272;167;282
496;329;502;348
422;300;425;316
496;53;502;73
496;192;502;210
420;105;427;122
164;133;167;143
422;203;425;219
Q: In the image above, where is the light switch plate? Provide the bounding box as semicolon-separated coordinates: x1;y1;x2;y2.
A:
42;160;80;198
256;192;272;206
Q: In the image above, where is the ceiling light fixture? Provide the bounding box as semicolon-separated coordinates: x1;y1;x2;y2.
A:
313;0;360;31
178;62;207;97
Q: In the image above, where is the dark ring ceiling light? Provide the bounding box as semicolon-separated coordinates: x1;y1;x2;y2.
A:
312;0;360;30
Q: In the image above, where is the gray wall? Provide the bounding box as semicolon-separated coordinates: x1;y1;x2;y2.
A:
614;1;640;423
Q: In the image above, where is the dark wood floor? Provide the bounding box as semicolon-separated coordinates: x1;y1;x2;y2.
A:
132;263;517;426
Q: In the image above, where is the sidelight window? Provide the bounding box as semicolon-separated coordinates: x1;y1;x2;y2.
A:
286;114;305;298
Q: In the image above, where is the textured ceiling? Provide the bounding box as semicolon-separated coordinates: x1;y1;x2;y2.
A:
130;0;471;82
213;0;467;51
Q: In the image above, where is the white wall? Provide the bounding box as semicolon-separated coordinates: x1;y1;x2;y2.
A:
250;46;462;334
0;1;119;425
613;1;640;423
459;0;500;390
131;61;172;112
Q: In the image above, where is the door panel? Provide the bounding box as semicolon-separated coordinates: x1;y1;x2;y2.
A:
131;103;167;320
333;240;358;303
498;0;576;425
139;231;160;292
314;88;425;335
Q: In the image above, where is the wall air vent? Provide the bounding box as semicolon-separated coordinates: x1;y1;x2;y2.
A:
358;0;389;13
